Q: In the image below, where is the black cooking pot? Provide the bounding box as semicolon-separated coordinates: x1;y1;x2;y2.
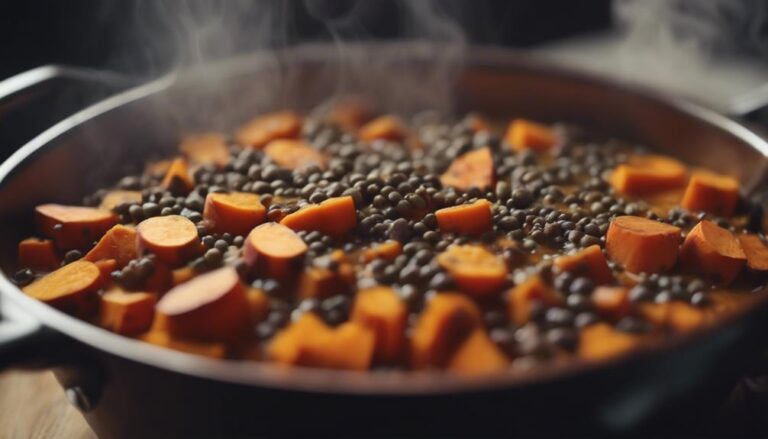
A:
1;44;768;438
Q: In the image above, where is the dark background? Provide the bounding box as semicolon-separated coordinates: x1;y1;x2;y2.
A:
0;0;611;80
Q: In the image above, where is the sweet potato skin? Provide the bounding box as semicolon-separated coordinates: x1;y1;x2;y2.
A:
680;220;746;285
243;222;308;280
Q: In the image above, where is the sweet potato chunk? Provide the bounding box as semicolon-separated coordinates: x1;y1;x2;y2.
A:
140;330;226;359
681;171;740;217
362;240;402;263
739;234;768;272
555;245;614;285
578;323;641;360
94;259;118;284
680;220;746;285
410;293;482;369
236;111;302;149
638;302;708;333
179;133;230;167
351;287;407;363
610;154;688;196
269;313;375;370
36;204;117;251
99;190;142;211
327;96;374;132
243;222;308;280
507;276;561;325
203;192;266;235
156;266;251;342
437;245;507;297
18;238;59;271
591;287;631;321
160;158;194;195
297;267;350;299
505;118;557;151
99;289;156;335
605;216;681;274
264;139;327;171
137;215;200;267
435;200;493;236
84;224;138;268
246;287;270;322
358;115;407;142
23;260;102;316
448;329;509;375
439;147;495;191
280;195;357;239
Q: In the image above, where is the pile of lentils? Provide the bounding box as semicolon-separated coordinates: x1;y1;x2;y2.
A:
50;109;760;369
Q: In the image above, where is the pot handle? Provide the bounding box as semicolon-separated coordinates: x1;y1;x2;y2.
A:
0;295;64;370
0;65;135;156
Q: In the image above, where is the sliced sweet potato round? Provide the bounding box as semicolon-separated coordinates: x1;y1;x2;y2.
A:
439;147;495;192
23;260;102;316
264;139;327;170
203;192;266;235
605;216;681;274
156;266;251;342
235;111;302;149
243;222;308;280
136;215;200;267
179;133;231;167
680;220;746;285
36;203;118;251
437;245;507;297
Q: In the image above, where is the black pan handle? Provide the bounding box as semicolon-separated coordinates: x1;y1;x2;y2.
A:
0;65;134;370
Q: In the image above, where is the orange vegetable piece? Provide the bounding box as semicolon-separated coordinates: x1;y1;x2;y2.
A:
297;267;350;299
578;323;641;360
144;260;174;293
505;118;557;151
637;302;708;333
243;222;308;280
136;215;200;267
269;313;375;370
327;96;374;132
246;287;270;322
264;139;327;170
439;147;495;191
280;195;357;239
358;115;407;142
507;276;561;326
84;224;139;268
179;133;230;167
99;190;142;211
435;199;493;236
18;238;60;271
555;245;614;285
680;220;746;285
235;111;302;149
351;287;408;363
156;266;251;343
463;113;490;133
94;259;118;283
591;287;631;321
610;154;688;196
160;158;194;195
448;329;509;375
172;266;196;286
410;293;482;369
203;192;267;235
35;203;117;251
681;171;740;217
362;240;402;263
436;245;507;297
22;260;102;316
99;289;156;335
140;330;226;358
739;234;768;271
605;216;681;274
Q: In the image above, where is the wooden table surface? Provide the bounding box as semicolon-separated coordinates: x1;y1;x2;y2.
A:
0;371;94;438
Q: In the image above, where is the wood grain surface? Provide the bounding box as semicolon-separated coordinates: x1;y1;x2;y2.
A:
0;371;94;439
